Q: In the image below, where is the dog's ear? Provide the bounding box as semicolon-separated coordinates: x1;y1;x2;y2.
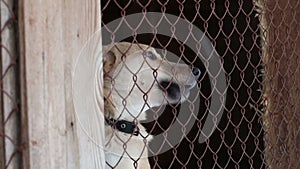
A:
103;42;151;73
103;51;116;73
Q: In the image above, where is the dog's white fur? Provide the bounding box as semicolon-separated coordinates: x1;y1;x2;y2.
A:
103;42;199;169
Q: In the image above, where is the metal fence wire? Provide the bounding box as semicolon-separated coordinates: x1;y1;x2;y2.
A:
0;0;299;169
102;0;299;169
0;0;21;169
259;0;300;169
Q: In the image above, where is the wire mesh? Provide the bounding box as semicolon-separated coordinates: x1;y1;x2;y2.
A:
259;0;300;168
101;0;266;168
0;0;21;168
101;0;299;169
0;0;298;168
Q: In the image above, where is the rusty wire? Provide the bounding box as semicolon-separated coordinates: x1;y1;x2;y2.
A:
0;0;21;168
101;0;267;168
259;0;300;168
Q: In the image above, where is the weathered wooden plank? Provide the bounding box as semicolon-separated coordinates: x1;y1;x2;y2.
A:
0;0;20;168
19;0;104;168
61;1;104;169
19;0;66;168
71;29;104;169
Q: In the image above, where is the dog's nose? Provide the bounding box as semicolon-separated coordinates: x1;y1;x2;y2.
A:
192;67;201;77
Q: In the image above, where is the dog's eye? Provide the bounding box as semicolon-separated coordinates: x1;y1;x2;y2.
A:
143;51;157;60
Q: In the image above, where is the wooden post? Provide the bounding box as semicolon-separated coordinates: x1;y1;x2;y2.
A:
260;0;300;168
19;0;105;169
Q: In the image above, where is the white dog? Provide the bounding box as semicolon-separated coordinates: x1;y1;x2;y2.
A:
103;42;200;169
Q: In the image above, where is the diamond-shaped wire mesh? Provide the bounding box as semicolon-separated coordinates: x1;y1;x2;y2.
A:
102;1;267;169
0;0;299;169
259;0;300;168
0;0;21;168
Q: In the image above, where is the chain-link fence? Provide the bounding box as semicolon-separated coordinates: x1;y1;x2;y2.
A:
101;0;299;169
0;0;299;169
0;0;21;168
259;0;300;168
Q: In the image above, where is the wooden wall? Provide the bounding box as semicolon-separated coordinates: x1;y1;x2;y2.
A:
260;0;300;168
19;0;104;169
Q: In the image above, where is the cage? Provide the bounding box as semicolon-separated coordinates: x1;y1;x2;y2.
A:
0;0;299;169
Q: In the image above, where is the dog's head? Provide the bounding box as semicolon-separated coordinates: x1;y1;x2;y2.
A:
103;42;200;120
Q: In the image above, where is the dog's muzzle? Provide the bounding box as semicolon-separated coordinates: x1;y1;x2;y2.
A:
159;67;200;102
159;81;181;100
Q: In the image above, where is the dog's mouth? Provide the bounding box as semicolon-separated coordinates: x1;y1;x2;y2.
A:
158;80;196;103
159;81;181;101
185;83;196;89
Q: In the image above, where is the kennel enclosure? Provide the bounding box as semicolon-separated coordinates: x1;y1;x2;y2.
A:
0;0;299;169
